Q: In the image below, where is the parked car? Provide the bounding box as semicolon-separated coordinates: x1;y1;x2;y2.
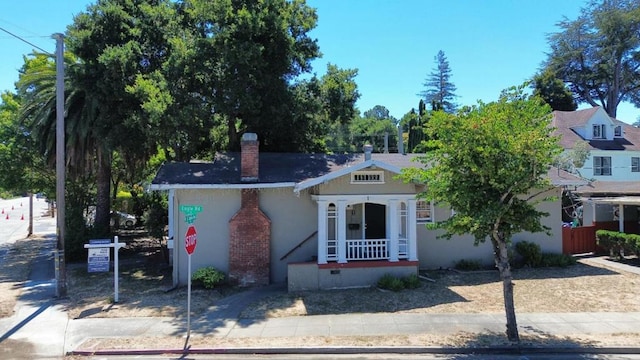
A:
110;211;137;229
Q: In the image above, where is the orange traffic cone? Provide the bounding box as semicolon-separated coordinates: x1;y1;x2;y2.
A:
5;214;8;220
21;214;24;220
1;208;3;214
11;206;14;210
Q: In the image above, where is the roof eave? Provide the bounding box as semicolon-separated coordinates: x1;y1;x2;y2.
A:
149;182;296;191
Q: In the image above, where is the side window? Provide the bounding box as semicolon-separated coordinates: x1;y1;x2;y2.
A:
416;200;434;223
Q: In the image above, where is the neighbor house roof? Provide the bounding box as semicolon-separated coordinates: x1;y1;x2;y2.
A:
575;180;640;197
150;152;586;190
551;107;640;151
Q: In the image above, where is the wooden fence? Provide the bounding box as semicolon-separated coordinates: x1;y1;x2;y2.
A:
562;226;597;254
562;221;639;255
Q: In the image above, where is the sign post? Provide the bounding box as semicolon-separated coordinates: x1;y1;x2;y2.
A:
84;236;125;302
179;204;201;347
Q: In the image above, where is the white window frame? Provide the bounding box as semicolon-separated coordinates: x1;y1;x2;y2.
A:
632;157;640;173
614;125;622;137
593;124;606;139
351;170;384;184
416;200;434;223
593;156;612;176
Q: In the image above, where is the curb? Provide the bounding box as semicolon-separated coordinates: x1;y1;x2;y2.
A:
70;345;640;356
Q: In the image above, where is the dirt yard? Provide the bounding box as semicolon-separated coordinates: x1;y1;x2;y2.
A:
3;235;640;350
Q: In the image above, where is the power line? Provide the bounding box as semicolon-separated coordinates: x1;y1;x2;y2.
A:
0;25;51;55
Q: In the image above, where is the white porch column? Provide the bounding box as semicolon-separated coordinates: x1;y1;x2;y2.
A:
317;200;328;264
408;199;418;261
337;200;347;263
592;201;596;224
618;204;624;233
389;199;399;262
169;189;177;286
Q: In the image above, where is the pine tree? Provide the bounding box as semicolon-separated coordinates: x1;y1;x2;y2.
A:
419;50;458;113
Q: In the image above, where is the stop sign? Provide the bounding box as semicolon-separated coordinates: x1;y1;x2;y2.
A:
185;225;197;255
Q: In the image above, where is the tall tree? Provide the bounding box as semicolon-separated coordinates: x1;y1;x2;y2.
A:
531;69;577;111
183;0;321;151
545;0;640;118
419;50;458;113
66;0;181;233
401;84;562;342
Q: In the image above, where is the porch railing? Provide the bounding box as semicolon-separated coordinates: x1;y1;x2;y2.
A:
346;239;389;260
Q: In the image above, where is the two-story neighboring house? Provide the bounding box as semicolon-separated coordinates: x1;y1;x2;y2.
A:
552;106;640;234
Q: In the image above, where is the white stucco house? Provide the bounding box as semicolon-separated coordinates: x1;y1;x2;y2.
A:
552;107;640;233
150;133;584;291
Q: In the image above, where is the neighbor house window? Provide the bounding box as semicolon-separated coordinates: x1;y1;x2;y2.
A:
593;124;606;139
416;200;434;223
632;157;640;172
614;125;622;137
593;156;612;176
351;171;384;184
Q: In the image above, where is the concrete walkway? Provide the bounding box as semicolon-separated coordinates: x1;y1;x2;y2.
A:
1;215;640;358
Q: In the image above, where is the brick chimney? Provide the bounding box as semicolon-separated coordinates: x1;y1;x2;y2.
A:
229;133;271;287
241;133;259;182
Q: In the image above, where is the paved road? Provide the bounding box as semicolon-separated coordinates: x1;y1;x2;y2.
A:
0;196;53;246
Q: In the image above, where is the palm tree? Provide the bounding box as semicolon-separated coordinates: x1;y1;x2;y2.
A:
17;52;112;236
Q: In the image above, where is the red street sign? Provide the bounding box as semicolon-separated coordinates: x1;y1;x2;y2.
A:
185;225;197;255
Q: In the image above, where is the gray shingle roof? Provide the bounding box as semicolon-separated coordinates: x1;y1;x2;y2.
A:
151;151;584;188
151;152;424;186
551;107;640;151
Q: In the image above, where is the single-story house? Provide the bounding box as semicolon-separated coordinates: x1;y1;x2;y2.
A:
150;133;584;291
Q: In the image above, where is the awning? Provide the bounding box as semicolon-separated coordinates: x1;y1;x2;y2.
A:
583;196;640;206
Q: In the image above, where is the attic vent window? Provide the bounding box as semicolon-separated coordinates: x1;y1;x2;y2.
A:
614;125;622;137
351;171;384;184
593;124;606;139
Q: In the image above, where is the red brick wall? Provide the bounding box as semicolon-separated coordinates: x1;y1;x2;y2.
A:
241;134;259;181
228;189;271;286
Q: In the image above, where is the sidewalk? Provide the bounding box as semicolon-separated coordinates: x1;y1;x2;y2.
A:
1;217;640;358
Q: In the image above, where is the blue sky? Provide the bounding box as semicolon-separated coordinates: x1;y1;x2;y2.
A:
1;0;638;123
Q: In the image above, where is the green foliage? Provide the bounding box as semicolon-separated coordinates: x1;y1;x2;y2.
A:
545;0;640;117
515;241;543;268
596;230;640;258
143;191;168;240
377;274;405;292
402;84;561;247
531;68;577;111
454;259;483;271
515;240;576;268
377;273;421;291
539;253;577;268
419;50;458;113
192;267;225;289
402;274;422;289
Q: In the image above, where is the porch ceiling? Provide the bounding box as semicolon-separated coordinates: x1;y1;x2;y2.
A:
583;196;640;206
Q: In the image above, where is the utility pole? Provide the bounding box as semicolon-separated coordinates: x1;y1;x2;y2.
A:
53;33;67;298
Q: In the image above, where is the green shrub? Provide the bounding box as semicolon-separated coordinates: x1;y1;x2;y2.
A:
454;259;483;271
402;274;422;289
515;241;542;267
378;273;421;291
540;253;577;268
597;230;640;258
192;267;225;289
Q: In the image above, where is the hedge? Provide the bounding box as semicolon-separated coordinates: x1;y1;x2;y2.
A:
596;230;640;258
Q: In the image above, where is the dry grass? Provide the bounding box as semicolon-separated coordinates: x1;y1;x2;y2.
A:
4;235;640;350
240;260;640;318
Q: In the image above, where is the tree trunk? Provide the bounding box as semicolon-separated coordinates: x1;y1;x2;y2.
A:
94;147;112;236
493;234;520;343
227;117;240;151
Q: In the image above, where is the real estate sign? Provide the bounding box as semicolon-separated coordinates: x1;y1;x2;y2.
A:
87;238;110;272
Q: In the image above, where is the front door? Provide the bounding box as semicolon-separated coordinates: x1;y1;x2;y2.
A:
365;203;386;239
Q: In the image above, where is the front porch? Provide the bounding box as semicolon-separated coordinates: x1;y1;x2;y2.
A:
313;195;421;264
288;259;419;291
